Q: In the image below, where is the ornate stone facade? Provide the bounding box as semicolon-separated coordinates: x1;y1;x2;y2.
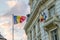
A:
24;0;60;40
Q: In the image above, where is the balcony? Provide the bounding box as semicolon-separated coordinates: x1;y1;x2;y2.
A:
44;15;60;31
44;16;54;26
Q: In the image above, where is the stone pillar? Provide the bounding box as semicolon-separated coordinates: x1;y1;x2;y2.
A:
32;29;34;40
28;32;30;40
40;22;45;40
27;33;29;40
36;24;38;40
40;22;49;40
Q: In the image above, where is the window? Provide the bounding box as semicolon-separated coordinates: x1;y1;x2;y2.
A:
51;29;58;40
49;5;55;17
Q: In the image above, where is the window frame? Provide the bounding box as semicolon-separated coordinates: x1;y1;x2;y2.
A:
51;29;58;40
49;28;59;40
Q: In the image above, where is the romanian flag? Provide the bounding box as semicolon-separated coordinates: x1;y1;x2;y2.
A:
14;16;26;24
40;13;47;22
40;15;44;22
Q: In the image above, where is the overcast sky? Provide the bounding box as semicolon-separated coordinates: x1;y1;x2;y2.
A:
0;0;30;40
0;0;30;16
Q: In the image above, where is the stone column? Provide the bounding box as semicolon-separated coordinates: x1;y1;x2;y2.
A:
32;29;34;40
40;22;49;40
28;32;30;40
40;22;45;40
36;24;38;40
27;34;29;40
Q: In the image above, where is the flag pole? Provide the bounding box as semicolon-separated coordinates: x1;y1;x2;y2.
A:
12;14;14;40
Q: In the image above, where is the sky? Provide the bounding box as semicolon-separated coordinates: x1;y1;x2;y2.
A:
0;0;30;40
0;0;30;16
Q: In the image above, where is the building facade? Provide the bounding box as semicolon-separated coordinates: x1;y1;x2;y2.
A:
24;0;60;40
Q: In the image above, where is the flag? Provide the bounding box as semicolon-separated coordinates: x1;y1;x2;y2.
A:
40;12;47;22
14;16;26;24
20;16;26;23
40;15;44;22
43;13;47;20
